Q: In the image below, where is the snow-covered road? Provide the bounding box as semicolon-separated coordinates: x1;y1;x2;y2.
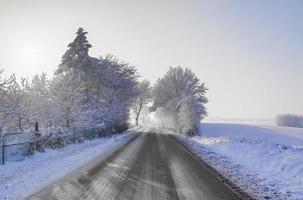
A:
27;128;240;200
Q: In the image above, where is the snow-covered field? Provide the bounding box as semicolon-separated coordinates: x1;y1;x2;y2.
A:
177;123;303;199
0;131;133;200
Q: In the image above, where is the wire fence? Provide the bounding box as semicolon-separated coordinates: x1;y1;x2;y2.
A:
0;132;34;164
0;125;128;165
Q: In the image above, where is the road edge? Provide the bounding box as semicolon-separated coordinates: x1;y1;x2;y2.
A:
170;134;255;200
25;131;138;200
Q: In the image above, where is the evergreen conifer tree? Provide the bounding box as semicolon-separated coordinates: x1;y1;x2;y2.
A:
56;28;92;74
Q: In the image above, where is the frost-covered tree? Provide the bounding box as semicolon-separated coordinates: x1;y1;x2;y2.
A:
152;66;208;136
49;75;76;128
56;27;92;75
177;97;203;136
0;73;52;132
0;69;13;89
53;28;138;132
25;73;52;128
54;27;94;128
0;75;29;132
0;69;14;118
132;80;152;126
0;28;139;138
82;55;139;129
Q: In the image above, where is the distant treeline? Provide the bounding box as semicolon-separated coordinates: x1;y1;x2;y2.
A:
276;114;303;128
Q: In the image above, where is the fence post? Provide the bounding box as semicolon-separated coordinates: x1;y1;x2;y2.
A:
1;133;4;165
72;127;75;142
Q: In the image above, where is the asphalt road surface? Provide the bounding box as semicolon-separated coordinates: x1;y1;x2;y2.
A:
28;128;241;200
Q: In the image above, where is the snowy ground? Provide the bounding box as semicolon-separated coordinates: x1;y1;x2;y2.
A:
175;123;303;199
0;131;133;200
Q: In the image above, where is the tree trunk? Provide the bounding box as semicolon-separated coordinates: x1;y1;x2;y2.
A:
18;117;22;131
135;102;143;126
35;121;39;132
135;114;139;126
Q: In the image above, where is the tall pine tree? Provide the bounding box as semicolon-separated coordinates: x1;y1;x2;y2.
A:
56;28;92;74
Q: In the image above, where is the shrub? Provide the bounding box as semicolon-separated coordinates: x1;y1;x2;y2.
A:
114;124;129;134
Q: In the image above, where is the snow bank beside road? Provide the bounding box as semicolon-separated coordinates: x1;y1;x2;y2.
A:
178;123;303;199
0;131;133;200
200;123;303;146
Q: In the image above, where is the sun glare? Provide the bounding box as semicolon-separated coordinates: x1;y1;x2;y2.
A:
19;45;40;65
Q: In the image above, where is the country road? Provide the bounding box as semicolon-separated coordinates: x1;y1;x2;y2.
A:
28;128;241;200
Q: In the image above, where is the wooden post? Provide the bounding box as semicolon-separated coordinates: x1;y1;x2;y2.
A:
1;132;4;165
35;121;39;133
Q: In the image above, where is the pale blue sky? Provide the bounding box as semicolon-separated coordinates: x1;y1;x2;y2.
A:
0;0;302;119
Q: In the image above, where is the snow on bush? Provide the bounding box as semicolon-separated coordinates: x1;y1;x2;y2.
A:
276;114;303;128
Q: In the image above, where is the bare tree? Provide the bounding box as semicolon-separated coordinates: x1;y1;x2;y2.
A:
132;80;152;126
